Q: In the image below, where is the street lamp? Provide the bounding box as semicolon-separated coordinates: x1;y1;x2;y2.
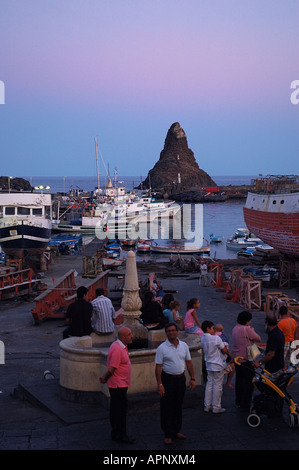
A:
34;185;50;194
8;176;12;193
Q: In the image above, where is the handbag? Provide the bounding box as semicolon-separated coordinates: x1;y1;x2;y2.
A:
244;327;261;361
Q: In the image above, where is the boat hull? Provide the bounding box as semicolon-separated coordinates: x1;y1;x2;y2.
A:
243;207;299;257
52;223;95;233
0;223;51;257
102;257;124;268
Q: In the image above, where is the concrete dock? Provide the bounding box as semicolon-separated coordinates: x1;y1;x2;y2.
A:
1;248;299;458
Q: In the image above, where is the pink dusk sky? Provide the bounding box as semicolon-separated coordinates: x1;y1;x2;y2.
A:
0;0;298;177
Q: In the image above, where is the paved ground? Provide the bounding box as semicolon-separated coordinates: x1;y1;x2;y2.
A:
1;250;299;461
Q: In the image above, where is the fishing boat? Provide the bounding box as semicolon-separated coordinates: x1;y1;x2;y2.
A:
243;175;299;258
0;192;52;257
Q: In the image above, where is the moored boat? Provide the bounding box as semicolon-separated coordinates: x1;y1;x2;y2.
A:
210;233;223;243
226;237;262;251
150;243;210;254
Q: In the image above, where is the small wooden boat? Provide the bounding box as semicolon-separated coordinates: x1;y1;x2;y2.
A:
210;233;223;243
150;243;210;254
104;242;122;252
102;257;124;268
105;250;119;258
121;238;136;247
49;233;82;246
136;239;151;252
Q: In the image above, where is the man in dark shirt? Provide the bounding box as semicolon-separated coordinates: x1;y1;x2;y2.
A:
254;316;285;373
63;286;93;339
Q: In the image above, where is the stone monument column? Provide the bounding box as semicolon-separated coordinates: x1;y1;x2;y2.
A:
121;250;147;341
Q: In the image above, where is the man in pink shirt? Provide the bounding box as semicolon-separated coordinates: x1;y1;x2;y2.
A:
100;327;135;444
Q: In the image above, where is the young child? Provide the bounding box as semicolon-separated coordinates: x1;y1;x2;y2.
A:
169;300;184;330
201;320;228;413
215;324;235;389
184;298;203;335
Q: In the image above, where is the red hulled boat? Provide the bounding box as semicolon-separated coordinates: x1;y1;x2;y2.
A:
243;175;299;258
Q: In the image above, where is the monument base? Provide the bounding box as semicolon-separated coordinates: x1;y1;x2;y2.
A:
59;334;202;401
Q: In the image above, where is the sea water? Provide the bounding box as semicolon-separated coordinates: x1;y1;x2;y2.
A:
24;175;255;259
24;175;256;194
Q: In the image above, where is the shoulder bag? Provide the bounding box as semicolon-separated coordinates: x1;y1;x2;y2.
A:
244;327;261;361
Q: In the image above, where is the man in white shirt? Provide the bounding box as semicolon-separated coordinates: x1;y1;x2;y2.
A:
199;261;208;287
155;323;196;445
91;288;116;335
201;320;228;413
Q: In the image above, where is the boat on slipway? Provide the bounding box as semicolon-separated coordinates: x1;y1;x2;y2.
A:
49;233;82;246
102;257;124;269
243;175;299;258
136;239;151;252
0;192;52;258
150;242;210;255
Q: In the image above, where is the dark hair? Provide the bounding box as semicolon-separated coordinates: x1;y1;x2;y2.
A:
279;305;288;316
96;288;105;297
187;298;199;309
202;320;214;333
165;322;178;332
143;291;154;304
265;315;278;327
163;293;174;309
237;310;252;325
77;286;88;299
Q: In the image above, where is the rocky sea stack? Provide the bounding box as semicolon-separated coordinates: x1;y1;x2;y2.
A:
0;176;32;192
140;122;216;193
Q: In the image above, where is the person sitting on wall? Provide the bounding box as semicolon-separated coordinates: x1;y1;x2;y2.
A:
140;291;167;330
63;286;93;339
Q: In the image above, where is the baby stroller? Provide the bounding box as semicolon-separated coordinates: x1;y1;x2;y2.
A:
234;357;299;428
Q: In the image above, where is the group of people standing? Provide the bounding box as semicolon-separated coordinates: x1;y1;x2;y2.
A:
63;284;298;446
202;306;298;415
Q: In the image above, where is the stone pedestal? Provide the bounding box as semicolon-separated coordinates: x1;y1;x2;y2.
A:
121;250;147;340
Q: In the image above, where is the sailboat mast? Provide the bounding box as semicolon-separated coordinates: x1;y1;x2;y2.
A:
95;136;100;190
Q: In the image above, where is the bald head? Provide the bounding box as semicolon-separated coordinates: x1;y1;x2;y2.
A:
118;327;133;346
